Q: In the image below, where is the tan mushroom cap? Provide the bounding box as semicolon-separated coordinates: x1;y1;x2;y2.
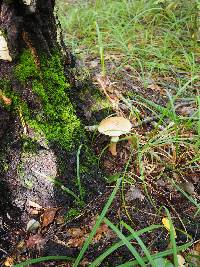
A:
98;116;132;137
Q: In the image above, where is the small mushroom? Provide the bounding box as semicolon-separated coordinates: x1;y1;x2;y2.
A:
98;116;132;156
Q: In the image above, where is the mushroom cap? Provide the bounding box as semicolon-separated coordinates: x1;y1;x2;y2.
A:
98;116;132;137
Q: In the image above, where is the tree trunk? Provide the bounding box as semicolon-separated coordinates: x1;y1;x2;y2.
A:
0;0;103;259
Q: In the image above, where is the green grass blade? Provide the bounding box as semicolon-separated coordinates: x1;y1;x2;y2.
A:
197;95;200;136
164;207;178;267
104;218;146;266
90;224;162;267
72;177;122;267
76;144;84;201
121;221;156;267
116;242;192;267
13;256;74;267
95;21;106;76
171;180;200;217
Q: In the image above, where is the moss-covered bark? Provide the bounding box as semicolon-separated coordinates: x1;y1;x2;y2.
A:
13;50;83;150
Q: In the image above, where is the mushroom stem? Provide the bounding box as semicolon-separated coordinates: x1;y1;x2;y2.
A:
109;142;117;156
109;136;119;156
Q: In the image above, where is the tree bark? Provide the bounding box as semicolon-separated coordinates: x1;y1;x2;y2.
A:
0;0;101;258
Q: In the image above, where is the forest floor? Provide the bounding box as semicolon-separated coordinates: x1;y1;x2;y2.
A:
57;1;200;266
1;0;200;266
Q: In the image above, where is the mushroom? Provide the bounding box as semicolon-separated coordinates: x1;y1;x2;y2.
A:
98;116;132;156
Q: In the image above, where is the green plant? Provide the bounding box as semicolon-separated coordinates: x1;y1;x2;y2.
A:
13;256;74;267
76;144;84;202
14;50;83;150
95;21;106;77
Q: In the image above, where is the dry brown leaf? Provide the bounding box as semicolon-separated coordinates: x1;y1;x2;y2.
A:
93;223;114;243
26;200;42;215
67;221;113;248
180;181;195;195
68;227;87;238
147;83;162;92
26;234;45;248
67;236;86;248
125;186;145;202
56;215;65;225
4;257;14;267
80;258;90;267
27;200;42;210
178;106;196;116
189;241;200;267
42;208;58;227
16;240;25;249
0;92;12;105
127;43;133;50
67;227;88;248
95;74;119;109
194;240;200;253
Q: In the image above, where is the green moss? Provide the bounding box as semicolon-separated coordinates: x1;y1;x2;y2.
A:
64;208;81;221
22;137;40;153
14;51;40;83
0;78;11;90
13;50;83;150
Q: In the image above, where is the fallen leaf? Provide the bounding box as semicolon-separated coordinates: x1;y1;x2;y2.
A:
188;241;200;267
26;200;42;215
67;237;86;248
27;200;42;210
127;43;133;50
178;106;196;116
67;220;114;248
156;179;166;187
162;217;177;238
68;227;87;238
89;217;115;243
26;219;40;232
4;257;14;267
56;215;65;225
179;181;195;195
26;234;45;248
90;60;98;68
93;223;111;243
80;258;90;267
0;91;12;105
147;83;162;92
125;186;145;202
42;208;58;227
177;254;186;267
67;227;88;247
194;240;200;253
16;240;25;249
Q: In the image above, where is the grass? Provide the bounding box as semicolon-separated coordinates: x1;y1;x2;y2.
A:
11;1;199;266
58;0;200;82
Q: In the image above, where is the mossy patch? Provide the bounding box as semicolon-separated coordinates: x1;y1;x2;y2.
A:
13;50;83;150
64;207;82;221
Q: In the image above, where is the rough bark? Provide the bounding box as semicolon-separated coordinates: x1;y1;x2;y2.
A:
0;0;103;259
